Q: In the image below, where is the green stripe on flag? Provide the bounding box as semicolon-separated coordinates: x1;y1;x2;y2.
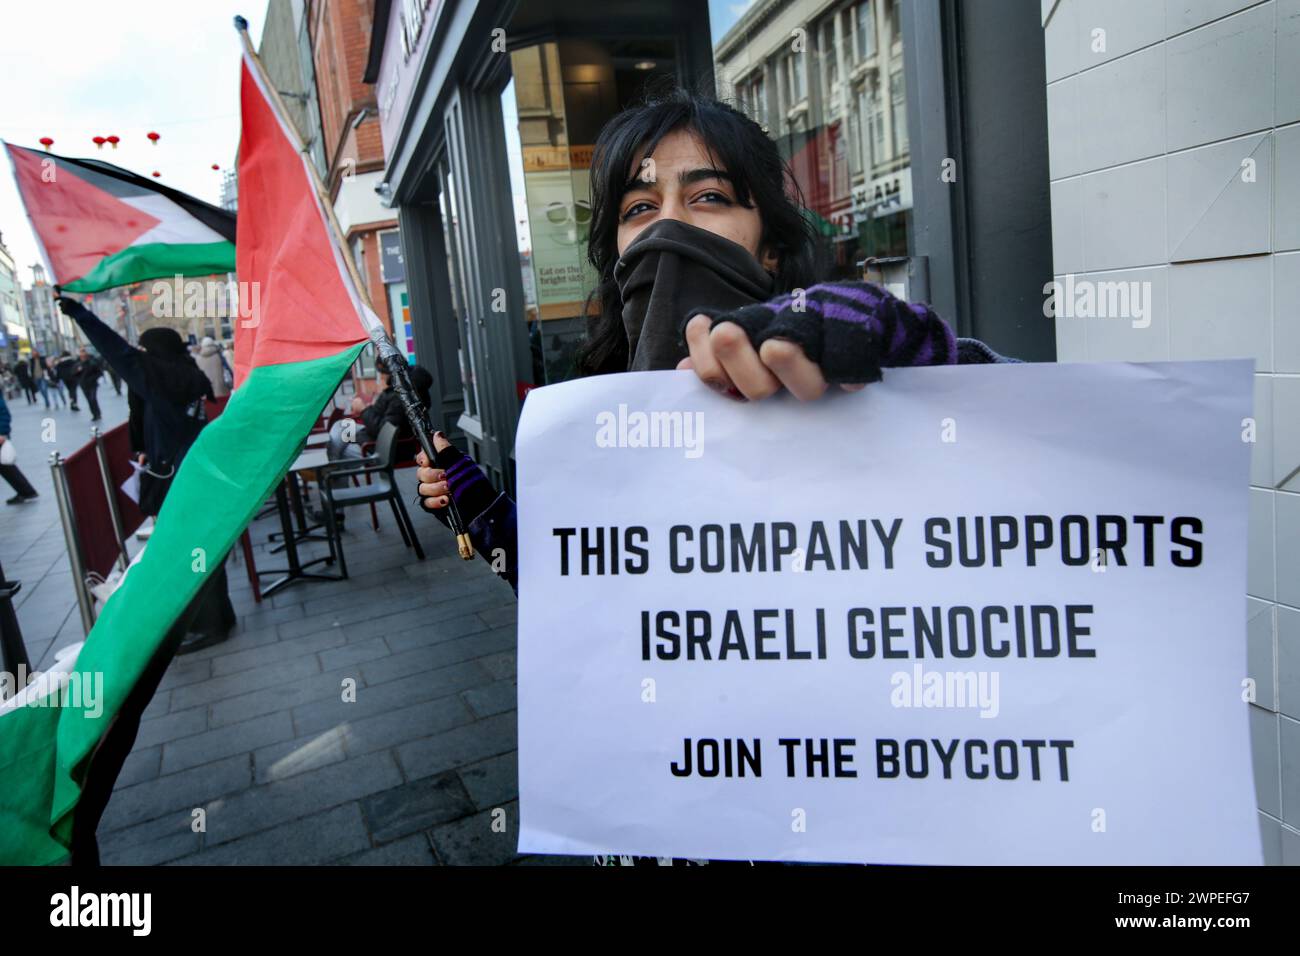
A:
0;343;363;864
0;705;66;865
61;240;237;294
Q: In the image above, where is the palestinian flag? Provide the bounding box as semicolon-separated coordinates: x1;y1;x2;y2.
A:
3;143;236;293
0;42;381;864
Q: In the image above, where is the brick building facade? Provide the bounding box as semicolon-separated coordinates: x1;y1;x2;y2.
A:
309;0;405;392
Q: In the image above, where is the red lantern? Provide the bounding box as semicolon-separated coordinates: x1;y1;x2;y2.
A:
151;171;161;178
146;131;160;145
92;136;106;149
106;135;120;149
39;137;54;151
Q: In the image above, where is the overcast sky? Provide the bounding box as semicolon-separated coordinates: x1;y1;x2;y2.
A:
0;0;266;286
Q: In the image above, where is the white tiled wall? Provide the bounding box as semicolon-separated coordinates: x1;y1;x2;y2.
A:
1043;0;1300;864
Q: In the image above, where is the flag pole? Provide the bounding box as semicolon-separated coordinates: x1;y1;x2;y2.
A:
233;15;474;560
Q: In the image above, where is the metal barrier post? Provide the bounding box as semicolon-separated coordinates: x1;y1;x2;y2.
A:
91;427;130;572
49;451;96;636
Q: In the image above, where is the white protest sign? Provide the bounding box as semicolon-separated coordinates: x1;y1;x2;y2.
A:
515;360;1258;865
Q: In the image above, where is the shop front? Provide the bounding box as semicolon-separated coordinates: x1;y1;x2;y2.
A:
366;0;713;494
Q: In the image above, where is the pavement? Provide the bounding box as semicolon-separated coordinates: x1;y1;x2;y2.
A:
2;383;585;865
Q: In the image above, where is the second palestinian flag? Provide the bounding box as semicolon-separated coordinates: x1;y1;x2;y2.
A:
3;143;236;293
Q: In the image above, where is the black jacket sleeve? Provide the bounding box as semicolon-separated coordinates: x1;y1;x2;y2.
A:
58;299;151;398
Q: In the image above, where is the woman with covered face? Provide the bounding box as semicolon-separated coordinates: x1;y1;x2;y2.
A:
416;87;1012;594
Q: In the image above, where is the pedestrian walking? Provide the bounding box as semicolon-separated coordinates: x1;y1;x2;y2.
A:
0;392;39;505
14;357;37;405
55;351;81;411
40;355;66;408
31;353;51;408
76;347;104;423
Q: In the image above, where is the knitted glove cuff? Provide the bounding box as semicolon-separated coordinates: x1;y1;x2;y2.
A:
682;281;958;383
432;443;497;525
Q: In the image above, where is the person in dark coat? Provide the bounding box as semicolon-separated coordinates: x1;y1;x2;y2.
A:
325;358;433;463
76;347;104;423
13;358;37;405
56;296;235;655
55;351;81;411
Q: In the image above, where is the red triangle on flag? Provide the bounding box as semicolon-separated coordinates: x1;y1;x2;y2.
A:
234;56;376;385
5;144;160;286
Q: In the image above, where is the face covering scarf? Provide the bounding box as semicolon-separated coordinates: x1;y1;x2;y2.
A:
613;218;775;372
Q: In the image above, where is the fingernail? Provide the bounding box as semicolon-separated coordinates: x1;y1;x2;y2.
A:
441;496;449;506
726;387;747;402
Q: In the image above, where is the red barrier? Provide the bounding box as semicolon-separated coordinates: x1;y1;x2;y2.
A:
99;422;146;538
204;395;230;421
62;441;122;581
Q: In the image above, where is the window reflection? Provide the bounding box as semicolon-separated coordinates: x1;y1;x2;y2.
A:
715;0;913;278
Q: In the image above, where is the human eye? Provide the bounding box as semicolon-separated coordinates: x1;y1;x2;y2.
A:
620;200;655;221
694;189;734;206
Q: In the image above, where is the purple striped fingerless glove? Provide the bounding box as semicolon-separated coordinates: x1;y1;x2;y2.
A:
683;281;956;384
432;442;498;525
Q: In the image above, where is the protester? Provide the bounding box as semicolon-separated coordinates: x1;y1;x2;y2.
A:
13;357;37;405
194;336;231;400
415;88;1013;595
0;391;39;504
403;87;1022;866
57;298;236;654
54;351;81;411
76;347;104;423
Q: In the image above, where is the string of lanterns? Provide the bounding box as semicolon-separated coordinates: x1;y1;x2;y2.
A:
32;132;224;179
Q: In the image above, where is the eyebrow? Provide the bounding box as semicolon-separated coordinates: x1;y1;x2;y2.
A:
621;166;735;194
